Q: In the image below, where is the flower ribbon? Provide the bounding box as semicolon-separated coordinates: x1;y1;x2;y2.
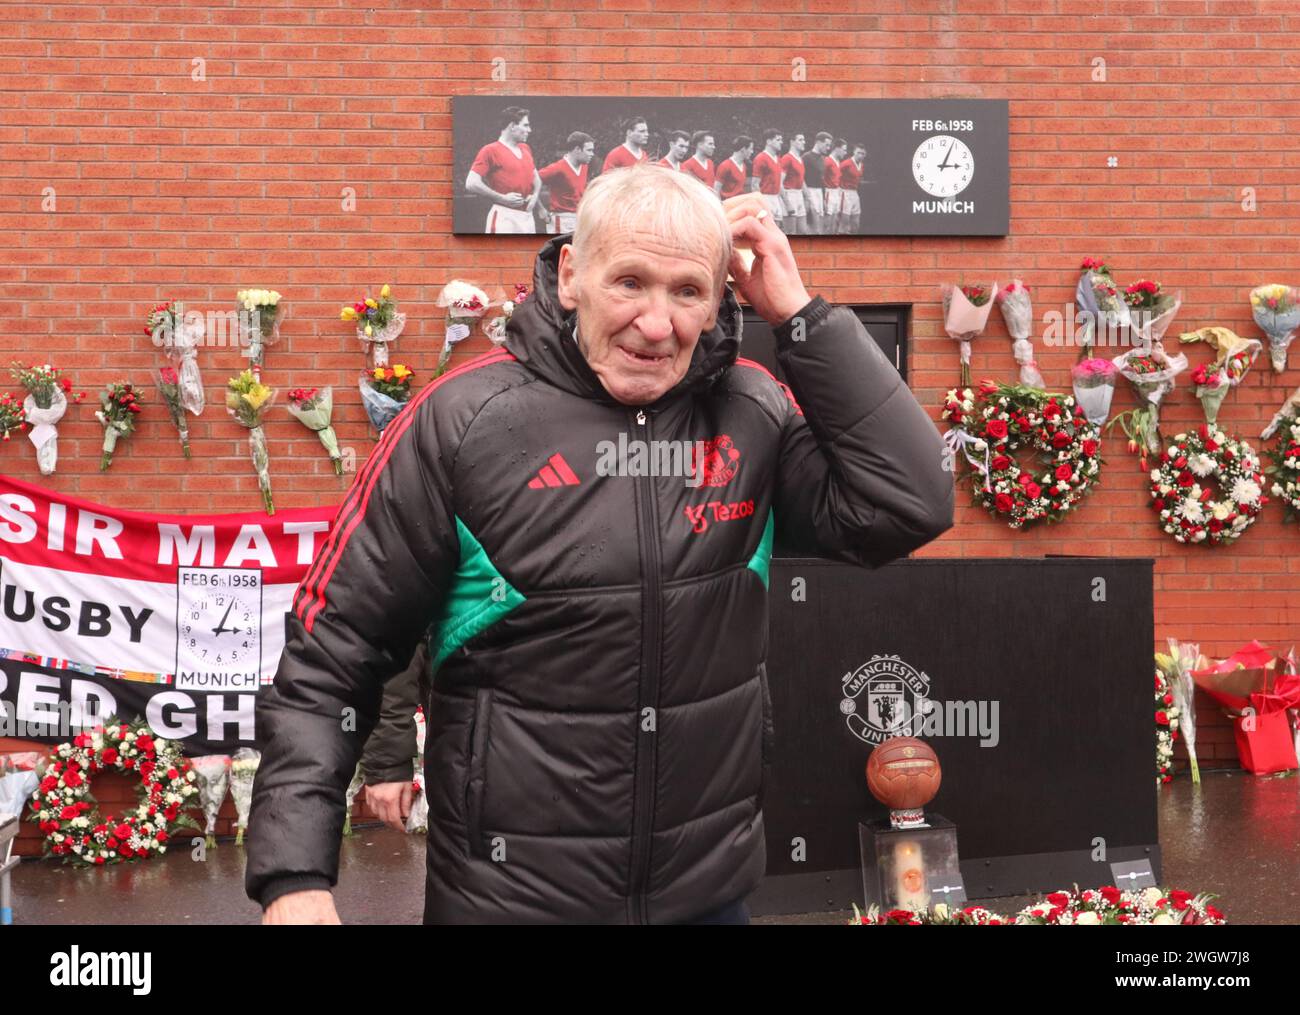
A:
943;426;992;492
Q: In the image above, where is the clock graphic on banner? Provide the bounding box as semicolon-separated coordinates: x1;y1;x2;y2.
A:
913;135;974;197
174;567;264;692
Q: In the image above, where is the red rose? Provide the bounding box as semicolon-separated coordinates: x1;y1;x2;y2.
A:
1170;889;1192;911
39;775;58;793
1026;482;1041;499
1018;473;1032;487
119;845;133;858
1174;456;1187;469
1100;886;1122;904
114;823;131;839
101;747;119;765
991;454;1011;471
1046;892;1070;908
58;805;78;820
1051;431;1071;449
1177;471;1194;487
63;770;82;788
1206;904;1223;920
1155;710;1169;725
1204;439;1218;452
1082;439;1098;456
1163;693;1173;705
1055;464;1073;481
1199;423;1210;440
73;733;90;748
94;856;105;865
995;492;1015;513
164;805;179;821
986;419;1009;439
1153;498;1164;510
167;768;178;780
156;830;168;843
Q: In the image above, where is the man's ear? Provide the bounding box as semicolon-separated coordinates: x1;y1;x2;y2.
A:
556;244;578;312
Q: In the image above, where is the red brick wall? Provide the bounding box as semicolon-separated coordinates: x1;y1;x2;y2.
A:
2;0;1297;803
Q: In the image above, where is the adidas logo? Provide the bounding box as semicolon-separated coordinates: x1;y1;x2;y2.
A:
527;452;580;489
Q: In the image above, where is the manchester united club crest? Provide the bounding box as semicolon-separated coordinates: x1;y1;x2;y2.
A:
839;654;931;745
692;435;740;488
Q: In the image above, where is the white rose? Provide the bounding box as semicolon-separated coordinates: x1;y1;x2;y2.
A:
1152;913;1174;925
933;903;949;921
1076;911;1101;925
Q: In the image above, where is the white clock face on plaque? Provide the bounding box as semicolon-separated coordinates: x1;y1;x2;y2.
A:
913;135;974;197
175;567;263;692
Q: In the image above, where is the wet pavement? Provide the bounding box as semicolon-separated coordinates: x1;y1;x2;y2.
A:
8;769;1297;925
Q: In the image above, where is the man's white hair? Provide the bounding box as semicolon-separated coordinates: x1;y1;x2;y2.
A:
571;163;733;291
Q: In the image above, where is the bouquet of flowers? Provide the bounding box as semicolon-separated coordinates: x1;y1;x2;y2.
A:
229;748;260;846
10;362;86;475
0;391;27;442
1075;257;1130;355
236;288;284;377
407;705;428;834
286;387;342;476
188;755;231;850
941;281;997;387
94;382;142;471
850;902;1010;925
1013;886;1225;926
0;752;41;820
1069;358;1117;427
1194;641;1300;774
1249;283;1300;373
150;300;205;416
1179;326;1262;425
1262;384;1300;520
435;280;490;376
1145;425;1267;545
341;283;405;368
1110;345;1189;456
483;283;531;346
154;366;191;458
1123;278;1182;347
994;279;1044;388
1153;662;1180;783
1155;639;1203;785
360;364;415;435
225;369;276;515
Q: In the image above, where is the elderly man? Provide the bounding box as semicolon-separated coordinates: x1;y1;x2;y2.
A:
246;163;953;925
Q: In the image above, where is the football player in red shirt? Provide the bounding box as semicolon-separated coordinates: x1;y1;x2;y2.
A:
657;130;691;172
714;136;753;200
466;106;542;233
838;143;866;233
780;133;807;234
824;138;847;229
682;131;717;192
752;128;786;226
602;116;650;173
539;131;594;234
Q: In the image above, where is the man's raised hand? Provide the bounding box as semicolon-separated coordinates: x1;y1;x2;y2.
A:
722;193;812;326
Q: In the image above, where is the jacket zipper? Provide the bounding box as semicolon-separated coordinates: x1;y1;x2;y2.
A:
628;405;661;925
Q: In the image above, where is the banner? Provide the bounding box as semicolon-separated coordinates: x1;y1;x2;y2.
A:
0;473;337;753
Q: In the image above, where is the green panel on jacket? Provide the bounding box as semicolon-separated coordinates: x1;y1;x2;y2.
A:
430;516;526;673
746;510;775;589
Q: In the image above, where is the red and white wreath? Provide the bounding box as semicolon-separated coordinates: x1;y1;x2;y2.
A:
1148;424;1267;545
942;380;1103;529
1264;413;1300;520
28;717;198;865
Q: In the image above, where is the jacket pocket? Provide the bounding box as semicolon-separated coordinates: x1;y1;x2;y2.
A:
756;662;775;811
463;686;494;859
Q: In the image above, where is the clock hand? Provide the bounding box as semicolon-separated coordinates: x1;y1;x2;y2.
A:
211;599;236;636
938;142;954;170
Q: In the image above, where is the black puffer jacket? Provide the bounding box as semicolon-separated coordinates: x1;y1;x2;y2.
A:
245;235;954;923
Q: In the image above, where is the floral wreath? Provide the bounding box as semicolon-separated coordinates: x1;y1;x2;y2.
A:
1264;413;1300;521
28;717;199;865
850;885;1225;925
941;380;1102;529
1148;424;1267;545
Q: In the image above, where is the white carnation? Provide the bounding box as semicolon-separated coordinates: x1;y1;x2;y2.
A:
1230;477;1261;504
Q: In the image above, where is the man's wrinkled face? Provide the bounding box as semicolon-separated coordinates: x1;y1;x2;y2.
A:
557;223;721;406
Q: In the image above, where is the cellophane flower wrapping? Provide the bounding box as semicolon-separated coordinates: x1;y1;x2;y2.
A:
236;292;284;373
162;316;207;416
359;311;405;368
0;752;40;819
22;387;67;475
189;755;232;847
229;748;260;845
287;386;342;476
154;365;191;458
1156;640;1202;784
1129;289;1183;347
1076;269;1131;354
406;707;428;834
435;280;490;375
941;282;996;386
1250;284;1300;373
1113;346;1189;453
360;377;407;434
343;763;364;836
995;280;1044;388
226;370;276;514
1070;358;1117;426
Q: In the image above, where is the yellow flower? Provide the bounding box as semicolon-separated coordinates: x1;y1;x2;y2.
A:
365;324;373;336
244;383;273;411
392;364;411;380
340;307;358;321
373;367;385;380
365;298;378;309
380;283;391;299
